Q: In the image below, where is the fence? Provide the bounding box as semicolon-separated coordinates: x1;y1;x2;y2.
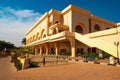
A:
30;55;68;67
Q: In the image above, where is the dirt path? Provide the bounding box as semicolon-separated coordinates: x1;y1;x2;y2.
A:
0;57;16;80
0;57;120;80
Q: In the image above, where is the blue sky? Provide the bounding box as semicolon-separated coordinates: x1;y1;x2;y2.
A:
0;0;120;46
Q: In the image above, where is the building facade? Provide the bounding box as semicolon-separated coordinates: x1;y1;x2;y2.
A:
26;4;120;58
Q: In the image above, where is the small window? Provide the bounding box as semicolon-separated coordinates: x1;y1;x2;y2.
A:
52;28;57;34
87;48;91;53
51;47;55;52
94;24;100;31
75;25;84;33
92;48;97;53
60;49;66;52
55;21;59;24
43;34;46;38
106;27;109;29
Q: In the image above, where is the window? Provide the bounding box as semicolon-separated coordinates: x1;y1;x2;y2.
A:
106;27;109;29
87;48;91;53
94;24;100;31
51;47;55;52
92;48;97;53
55;21;59;24
60;49;66;52
76;48;84;54
75;25;84;33
52;28;57;34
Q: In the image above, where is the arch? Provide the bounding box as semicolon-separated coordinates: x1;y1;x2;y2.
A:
55;21;59;24
75;25;84;34
40;29;46;39
36;32;39;40
30;37;32;42
33;35;35;41
92;48;97;53
42;47;46;54
76;48;80;54
94;24;100;31
52;28;57;35
106;27;109;29
87;48;91;53
80;48;84;54
51;47;55;52
43;34;46;38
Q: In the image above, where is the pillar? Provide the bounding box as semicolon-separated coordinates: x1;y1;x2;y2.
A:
35;46;38;54
54;43;59;56
68;38;76;57
39;46;42;55
45;44;49;55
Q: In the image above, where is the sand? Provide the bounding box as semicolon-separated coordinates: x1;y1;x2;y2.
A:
0;57;120;80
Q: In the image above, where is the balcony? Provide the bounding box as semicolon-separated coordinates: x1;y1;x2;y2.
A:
26;31;74;46
49;23;69;30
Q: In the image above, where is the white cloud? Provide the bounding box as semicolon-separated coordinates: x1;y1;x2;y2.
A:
0;7;42;46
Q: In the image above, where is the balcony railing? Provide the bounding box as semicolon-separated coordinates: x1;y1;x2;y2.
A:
26;31;74;46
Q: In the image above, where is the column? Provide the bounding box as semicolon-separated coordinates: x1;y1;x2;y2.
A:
35;46;38;54
71;40;75;57
68;38;76;57
39;46;42;55
45;44;49;55
54;43;59;56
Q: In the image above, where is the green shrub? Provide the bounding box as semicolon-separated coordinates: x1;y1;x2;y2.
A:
14;59;22;70
89;53;98;60
29;61;39;68
76;53;83;57
103;53;111;59
83;52;89;58
59;52;71;56
49;52;55;55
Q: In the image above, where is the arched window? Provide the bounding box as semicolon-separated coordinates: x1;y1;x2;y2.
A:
87;48;91;53
55;21;59;24
43;34;46;38
30;37;32;42
80;48;84;54
33;35;35;41
92;48;97;53
36;32;39;40
40;29;46;39
51;47;55;52
106;27;109;29
94;24;100;31
52;28;57;34
75;25;84;33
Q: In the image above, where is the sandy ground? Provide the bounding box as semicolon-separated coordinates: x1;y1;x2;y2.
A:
0;57;120;80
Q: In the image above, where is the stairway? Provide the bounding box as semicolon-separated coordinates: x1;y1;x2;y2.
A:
75;32;119;58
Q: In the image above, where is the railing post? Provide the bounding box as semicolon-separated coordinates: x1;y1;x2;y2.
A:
43;56;45;67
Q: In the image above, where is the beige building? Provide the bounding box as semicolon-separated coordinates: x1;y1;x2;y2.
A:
26;4;120;58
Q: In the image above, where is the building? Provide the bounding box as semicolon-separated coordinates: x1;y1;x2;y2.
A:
26;4;120;58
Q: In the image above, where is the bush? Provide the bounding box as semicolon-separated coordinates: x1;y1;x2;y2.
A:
76;53;83;57
14;59;22;70
49;52;55;55
29;61;39;68
89;53;98;60
59;52;71;56
103;53;111;59
83;52;89;58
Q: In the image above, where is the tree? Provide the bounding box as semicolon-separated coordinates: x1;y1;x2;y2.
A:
21;37;26;45
0;40;16;57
